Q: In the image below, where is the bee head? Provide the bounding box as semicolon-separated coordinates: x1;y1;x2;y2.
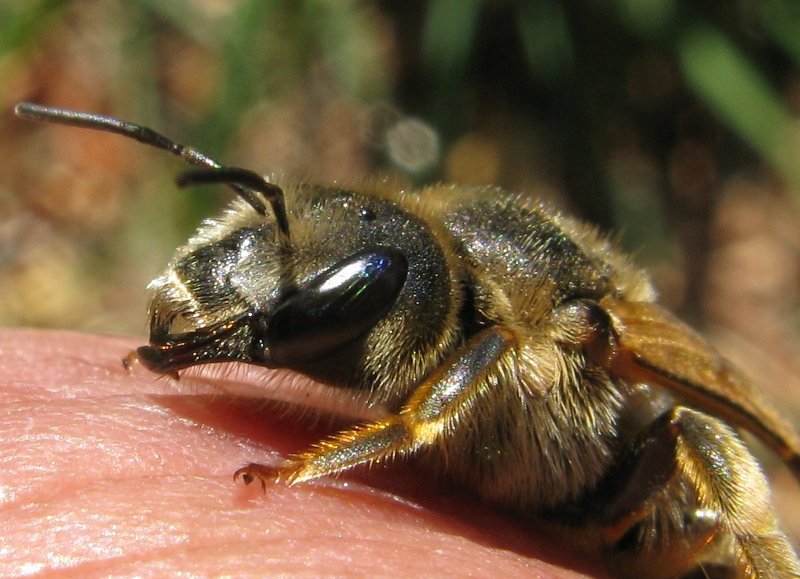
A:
11;103;461;404
139;179;462;403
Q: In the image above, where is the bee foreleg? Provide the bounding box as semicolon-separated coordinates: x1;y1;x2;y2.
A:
238;326;517;487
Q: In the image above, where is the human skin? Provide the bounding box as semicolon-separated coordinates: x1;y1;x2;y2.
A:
0;328;605;578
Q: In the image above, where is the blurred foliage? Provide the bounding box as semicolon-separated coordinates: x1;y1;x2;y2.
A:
0;0;798;333
2;0;800;542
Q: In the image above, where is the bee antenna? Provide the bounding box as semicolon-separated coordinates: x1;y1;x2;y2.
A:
177;167;290;240
13;103;284;232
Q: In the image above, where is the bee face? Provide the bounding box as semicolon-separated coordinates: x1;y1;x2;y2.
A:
140;184;462;406
15;103;800;578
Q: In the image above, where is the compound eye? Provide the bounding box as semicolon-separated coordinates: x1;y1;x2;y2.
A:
263;247;408;365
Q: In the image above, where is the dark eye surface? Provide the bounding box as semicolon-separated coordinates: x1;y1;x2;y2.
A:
263;246;408;365
359;207;376;221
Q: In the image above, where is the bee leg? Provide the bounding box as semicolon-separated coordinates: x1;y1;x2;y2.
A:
236;326;516;488
597;406;800;579
583;408;719;578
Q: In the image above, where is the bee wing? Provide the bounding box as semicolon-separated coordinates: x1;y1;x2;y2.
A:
598;297;800;481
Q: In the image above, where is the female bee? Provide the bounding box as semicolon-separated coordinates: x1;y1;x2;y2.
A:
15;102;800;578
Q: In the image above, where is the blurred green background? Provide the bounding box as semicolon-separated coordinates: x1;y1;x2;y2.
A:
2;0;800;537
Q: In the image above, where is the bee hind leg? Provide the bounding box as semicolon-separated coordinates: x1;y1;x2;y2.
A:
594;406;800;578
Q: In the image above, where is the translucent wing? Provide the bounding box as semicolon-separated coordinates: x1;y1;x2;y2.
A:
596;297;800;481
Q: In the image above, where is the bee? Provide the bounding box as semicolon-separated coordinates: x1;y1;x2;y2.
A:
15;102;800;578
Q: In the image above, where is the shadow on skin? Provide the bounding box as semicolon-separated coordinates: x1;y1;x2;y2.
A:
0;328;605;577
